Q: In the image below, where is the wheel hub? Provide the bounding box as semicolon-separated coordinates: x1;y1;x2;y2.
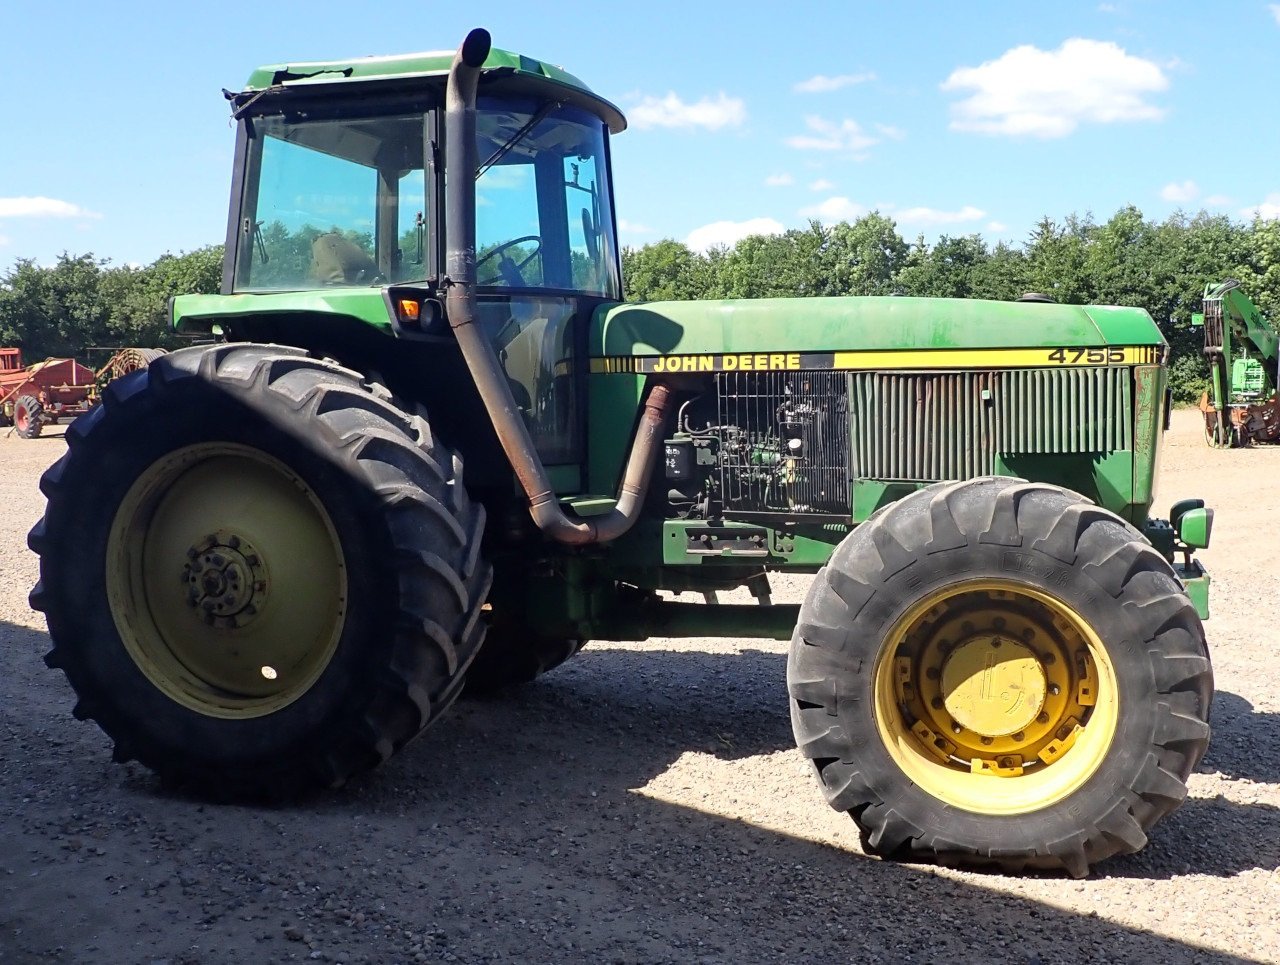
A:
183;532;268;629
941;635;1047;738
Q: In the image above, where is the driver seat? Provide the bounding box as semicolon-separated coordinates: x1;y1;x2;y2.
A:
310;233;377;285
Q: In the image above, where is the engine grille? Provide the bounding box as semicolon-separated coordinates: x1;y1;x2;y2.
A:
715;371;850;514
850;367;1133;482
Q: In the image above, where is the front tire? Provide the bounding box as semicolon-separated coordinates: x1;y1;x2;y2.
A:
787;477;1212;877
29;344;491;797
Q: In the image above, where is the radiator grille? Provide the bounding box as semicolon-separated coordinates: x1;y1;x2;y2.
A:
850;367;1133;482
715;371;850;514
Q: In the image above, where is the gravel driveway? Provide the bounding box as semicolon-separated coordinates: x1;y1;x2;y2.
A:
1;409;1276;964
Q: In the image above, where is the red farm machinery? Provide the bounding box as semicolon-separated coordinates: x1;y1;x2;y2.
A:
0;347;167;439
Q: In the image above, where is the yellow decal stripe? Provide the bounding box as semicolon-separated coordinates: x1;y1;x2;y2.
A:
831;345;1154;369
589;345;1159;373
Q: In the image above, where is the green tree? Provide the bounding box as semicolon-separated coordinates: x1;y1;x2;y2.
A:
896;234;990;298
622;239;710;301
813;214;909;296
0;254;112;360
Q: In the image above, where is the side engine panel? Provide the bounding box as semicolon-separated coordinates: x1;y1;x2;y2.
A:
665;371;851;520
662;365;1136;523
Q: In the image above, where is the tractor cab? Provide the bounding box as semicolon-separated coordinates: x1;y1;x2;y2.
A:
218;51;626;466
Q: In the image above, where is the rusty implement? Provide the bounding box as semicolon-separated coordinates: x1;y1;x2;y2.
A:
1;347;167;439
1199;390;1280;448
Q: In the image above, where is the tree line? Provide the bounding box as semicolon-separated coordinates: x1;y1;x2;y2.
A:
0;247;223;364
3;206;1277;402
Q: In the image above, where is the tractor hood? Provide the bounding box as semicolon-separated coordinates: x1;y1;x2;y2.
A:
590;296;1166;373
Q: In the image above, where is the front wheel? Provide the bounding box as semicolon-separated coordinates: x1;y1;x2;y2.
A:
787;477;1212;877
30;344;491;797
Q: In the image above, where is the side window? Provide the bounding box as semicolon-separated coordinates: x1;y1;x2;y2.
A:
394;169;427;280
565;155;605;293
237;113;428;291
477;296;578;464
250;135;377;289
476;162;543;287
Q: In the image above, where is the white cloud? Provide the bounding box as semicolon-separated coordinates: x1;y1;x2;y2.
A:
685;217;785;252
0;234;10;246
809;178;835;192
799;196;867;221
875;123;907;140
1242;193;1280;220
629;92;746;131
1160;180;1199;203
1098;3;1119;12
1271;4;1280;25
617;218;653;235
0;196;101;219
894;205;987;226
786;116;879;156
764;173;794;187
793;72;875;93
1203;194;1232;207
987;221;1008;232
942;39;1169;138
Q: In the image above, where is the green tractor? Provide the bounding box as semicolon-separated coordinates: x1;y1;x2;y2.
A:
30;29;1214;877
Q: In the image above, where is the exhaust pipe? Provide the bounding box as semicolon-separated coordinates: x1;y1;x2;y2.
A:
443;28;671;546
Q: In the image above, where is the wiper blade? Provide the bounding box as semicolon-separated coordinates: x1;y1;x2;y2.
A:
223;67;356;120
476;101;559;180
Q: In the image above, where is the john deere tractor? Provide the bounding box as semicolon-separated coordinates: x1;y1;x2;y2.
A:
30;29;1214;877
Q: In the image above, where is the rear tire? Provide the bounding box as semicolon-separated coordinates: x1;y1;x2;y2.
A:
787;477;1212;877
14;395;43;439
30;343;491;797
465;626;586;693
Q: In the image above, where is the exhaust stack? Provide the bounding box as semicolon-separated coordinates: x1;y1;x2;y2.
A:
443;28;670;545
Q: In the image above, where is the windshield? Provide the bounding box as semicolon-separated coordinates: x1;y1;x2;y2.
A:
230;97;620;298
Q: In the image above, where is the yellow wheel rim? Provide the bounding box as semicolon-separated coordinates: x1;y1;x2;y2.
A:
872;579;1118;815
107;443;347;719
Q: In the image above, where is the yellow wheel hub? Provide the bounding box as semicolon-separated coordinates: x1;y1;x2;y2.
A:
874;580;1118;815
941;636;1046;737
107;443;347;719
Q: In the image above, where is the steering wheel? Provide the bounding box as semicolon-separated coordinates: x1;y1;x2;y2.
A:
477;235;542;286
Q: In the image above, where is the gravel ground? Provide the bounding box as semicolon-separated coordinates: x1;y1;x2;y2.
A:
1;408;1277;964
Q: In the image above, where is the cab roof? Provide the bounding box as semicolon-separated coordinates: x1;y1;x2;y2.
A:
240;46;627;132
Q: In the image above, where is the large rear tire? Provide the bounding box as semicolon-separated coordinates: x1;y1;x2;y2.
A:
29;344;491;797
465;624;586;694
787;477;1212;877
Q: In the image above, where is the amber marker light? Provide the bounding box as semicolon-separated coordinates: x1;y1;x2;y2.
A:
397;298;421;325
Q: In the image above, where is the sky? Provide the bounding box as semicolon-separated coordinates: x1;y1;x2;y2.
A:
2;0;1279;268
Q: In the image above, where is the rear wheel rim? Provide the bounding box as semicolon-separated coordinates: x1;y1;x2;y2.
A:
106;443;347;719
872;579;1118;815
